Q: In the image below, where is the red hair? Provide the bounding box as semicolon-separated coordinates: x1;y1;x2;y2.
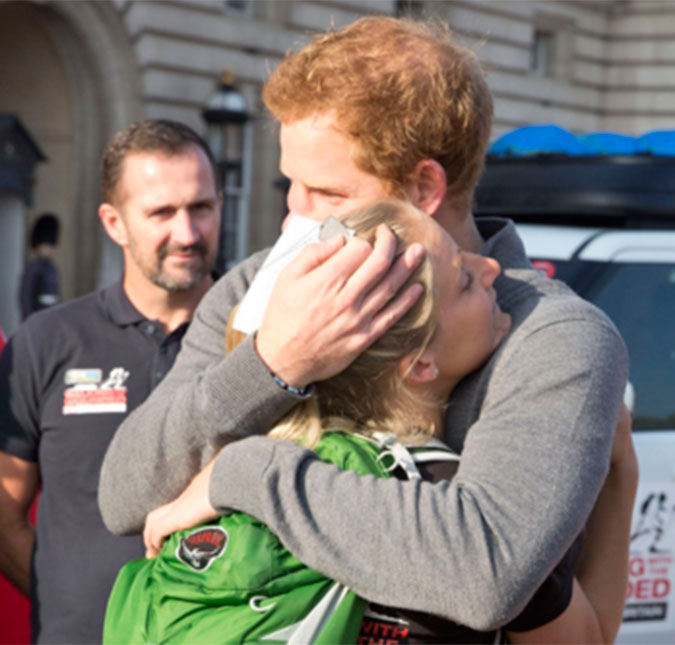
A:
263;17;493;199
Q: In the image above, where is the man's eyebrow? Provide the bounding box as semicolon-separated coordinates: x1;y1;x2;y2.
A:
303;176;348;193
279;165;348;194
190;196;216;205
146;202;174;214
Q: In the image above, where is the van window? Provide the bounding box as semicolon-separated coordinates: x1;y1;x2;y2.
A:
584;262;675;431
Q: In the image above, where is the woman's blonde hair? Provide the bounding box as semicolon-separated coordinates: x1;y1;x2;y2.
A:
227;200;440;448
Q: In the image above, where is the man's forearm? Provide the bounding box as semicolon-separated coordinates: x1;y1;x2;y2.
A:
99;232;422;536
99;334;297;535
99;252;301;535
0;522;34;596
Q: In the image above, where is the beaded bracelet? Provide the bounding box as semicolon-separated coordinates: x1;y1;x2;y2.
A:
271;373;314;398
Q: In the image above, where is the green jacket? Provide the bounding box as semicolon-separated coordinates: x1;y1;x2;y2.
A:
103;433;391;644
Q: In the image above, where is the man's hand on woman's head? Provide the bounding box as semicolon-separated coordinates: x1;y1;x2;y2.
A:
255;224;425;389
143;458;218;558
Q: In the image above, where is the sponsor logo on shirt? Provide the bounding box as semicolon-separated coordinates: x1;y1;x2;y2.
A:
62;367;129;414
177;527;228;571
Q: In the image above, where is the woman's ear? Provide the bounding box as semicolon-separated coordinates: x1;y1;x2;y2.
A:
405;159;447;216
398;350;439;385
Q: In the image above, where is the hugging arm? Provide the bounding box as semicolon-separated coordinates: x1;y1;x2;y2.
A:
207;316;628;631
99;232;423;535
571;403;637;642
98;250;292;535
508;404;638;643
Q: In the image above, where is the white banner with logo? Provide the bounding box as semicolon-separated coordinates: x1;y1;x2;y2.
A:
622;483;675;633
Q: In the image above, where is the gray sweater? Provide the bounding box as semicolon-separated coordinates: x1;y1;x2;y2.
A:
99;218;627;631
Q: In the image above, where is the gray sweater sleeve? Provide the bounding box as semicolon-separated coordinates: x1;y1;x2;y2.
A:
99;251;301;535
208;312;628;631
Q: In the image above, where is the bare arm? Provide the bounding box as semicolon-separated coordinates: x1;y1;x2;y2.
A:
0;451;39;596
574;404;638;642
508;405;638;644
143;458;217;558
508;579;602;644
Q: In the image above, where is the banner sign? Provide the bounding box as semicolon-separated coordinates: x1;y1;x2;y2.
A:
622;483;675;633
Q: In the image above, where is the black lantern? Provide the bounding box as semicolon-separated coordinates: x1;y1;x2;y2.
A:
202;71;251;272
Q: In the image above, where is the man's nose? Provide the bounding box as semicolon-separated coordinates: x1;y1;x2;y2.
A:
172;210;200;246
286;181;311;216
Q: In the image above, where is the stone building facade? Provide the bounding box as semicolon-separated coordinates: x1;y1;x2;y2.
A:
0;0;673;333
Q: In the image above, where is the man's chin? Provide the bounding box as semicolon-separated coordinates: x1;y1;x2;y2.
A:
152;268;209;293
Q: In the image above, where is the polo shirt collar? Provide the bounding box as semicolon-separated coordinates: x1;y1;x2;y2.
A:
101;281;147;327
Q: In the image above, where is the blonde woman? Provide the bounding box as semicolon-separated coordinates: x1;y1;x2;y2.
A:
105;200;636;644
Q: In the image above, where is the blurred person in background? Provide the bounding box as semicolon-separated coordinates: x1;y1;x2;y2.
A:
19;212;61;321
0;119;220;644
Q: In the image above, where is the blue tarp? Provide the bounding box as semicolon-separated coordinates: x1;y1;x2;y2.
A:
581;133;639;155
636;130;675;155
489;124;675;157
489;125;590;156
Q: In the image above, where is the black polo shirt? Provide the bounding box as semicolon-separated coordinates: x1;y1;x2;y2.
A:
0;282;188;644
19;256;60;321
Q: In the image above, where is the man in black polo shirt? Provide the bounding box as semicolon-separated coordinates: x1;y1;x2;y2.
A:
0;120;220;644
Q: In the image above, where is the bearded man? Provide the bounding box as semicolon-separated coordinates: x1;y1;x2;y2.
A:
0;119;220;643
